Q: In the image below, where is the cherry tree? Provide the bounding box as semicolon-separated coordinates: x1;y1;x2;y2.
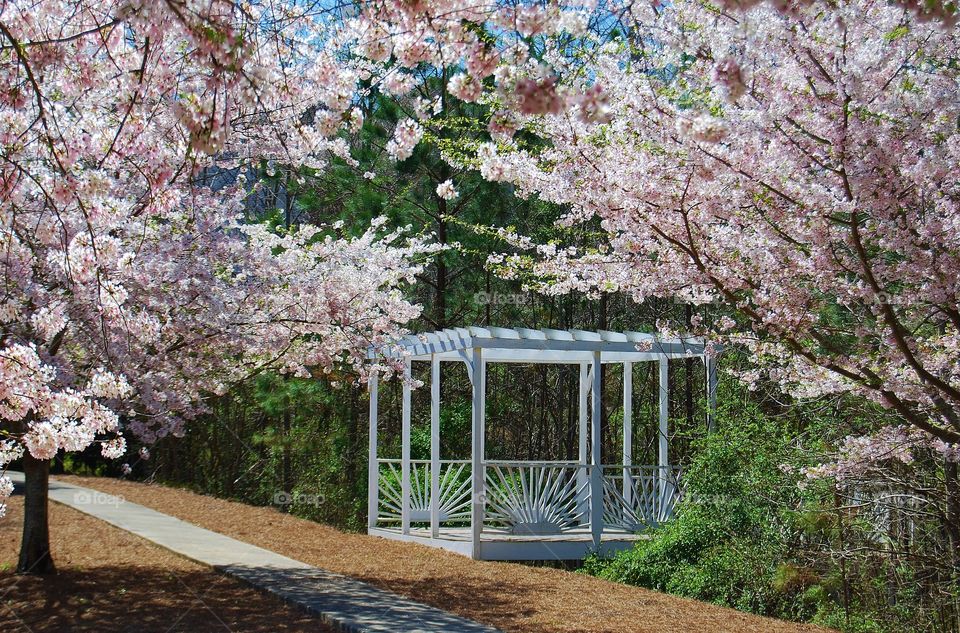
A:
464;0;960;457
0;0;605;576
0;0;439;573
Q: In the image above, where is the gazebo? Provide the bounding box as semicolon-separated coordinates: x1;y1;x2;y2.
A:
366;326;718;561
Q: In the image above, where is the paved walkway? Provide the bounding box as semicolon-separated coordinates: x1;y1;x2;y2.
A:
8;472;500;633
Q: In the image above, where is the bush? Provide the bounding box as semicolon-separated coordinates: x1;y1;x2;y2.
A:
581;393;813;621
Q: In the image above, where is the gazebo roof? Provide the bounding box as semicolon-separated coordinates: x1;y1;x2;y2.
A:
372;326;712;364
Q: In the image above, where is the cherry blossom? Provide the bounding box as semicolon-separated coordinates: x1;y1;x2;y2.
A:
0;0;437;522
381;72;417;96
101;438;127;460
448;73;484;103
798;425;954;483
386;119;424;161
714;0;957;25
514;76;565;115
436;180;460;201
0;475;12;517
467;0;960;453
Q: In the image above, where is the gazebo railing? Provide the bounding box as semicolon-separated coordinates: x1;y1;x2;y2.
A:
482;461;591;534
376;458;472;525
374;458;682;536
601;464;682;531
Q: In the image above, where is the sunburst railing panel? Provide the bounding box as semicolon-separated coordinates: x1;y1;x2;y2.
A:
601;465;682;531
375;458;403;523
375;459;472;525
482;461;590;534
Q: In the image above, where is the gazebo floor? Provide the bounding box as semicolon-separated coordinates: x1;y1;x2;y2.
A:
368;526;648;561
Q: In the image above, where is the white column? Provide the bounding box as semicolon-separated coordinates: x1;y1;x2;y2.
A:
622;362;633;506
430;355;441;538
577;362;589;523
401;358;412;535
590;351;603;547
367;372;379;530
705;355;718;433
658;357;670;516
470;348;485;559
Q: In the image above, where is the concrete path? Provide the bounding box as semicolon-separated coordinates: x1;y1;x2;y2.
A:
8;472;501;633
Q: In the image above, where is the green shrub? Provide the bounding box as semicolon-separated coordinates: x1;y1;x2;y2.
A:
581;392;812;621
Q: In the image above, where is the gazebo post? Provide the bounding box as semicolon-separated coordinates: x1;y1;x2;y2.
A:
590;351;603;546
430;354;441;538
367;372;379;530
577;362;589;523
401;357;412;536
658;357;670;517
705;355;718;433
622;362;633;506
470;348;485;559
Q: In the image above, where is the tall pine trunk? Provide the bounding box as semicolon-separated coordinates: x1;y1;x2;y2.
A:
945;459;960;570
17;453;55;574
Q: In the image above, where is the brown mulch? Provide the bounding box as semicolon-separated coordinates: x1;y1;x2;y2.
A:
53;474;831;633
0;495;334;633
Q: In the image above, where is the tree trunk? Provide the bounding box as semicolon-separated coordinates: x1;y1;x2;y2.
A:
945;459;960;571
17;453;55;574
433;215;448;329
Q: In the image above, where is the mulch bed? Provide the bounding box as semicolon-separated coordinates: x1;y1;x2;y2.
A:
0;495;334;632
53;474;831;633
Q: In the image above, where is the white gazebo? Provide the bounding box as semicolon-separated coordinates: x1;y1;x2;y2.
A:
366;326;718;561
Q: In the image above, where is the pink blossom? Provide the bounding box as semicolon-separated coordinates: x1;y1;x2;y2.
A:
0;475;12;518
514;5;557;37
0;440;24;466
436;180;459;200
717;316;737;331
557;11;590;36
381;72;416;96
31;305;67;342
801;426;949;484
466;45;500;79
515;77;564;115
101;436;127;460
488;111;520;140
0;475;13;499
89;370;134;400
467;0;960;451
713;56;748;102
0;1;436;476
386;119;424;161
448;73;483;103
573;85;612;124
349;108;364;133
24;421;60;460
